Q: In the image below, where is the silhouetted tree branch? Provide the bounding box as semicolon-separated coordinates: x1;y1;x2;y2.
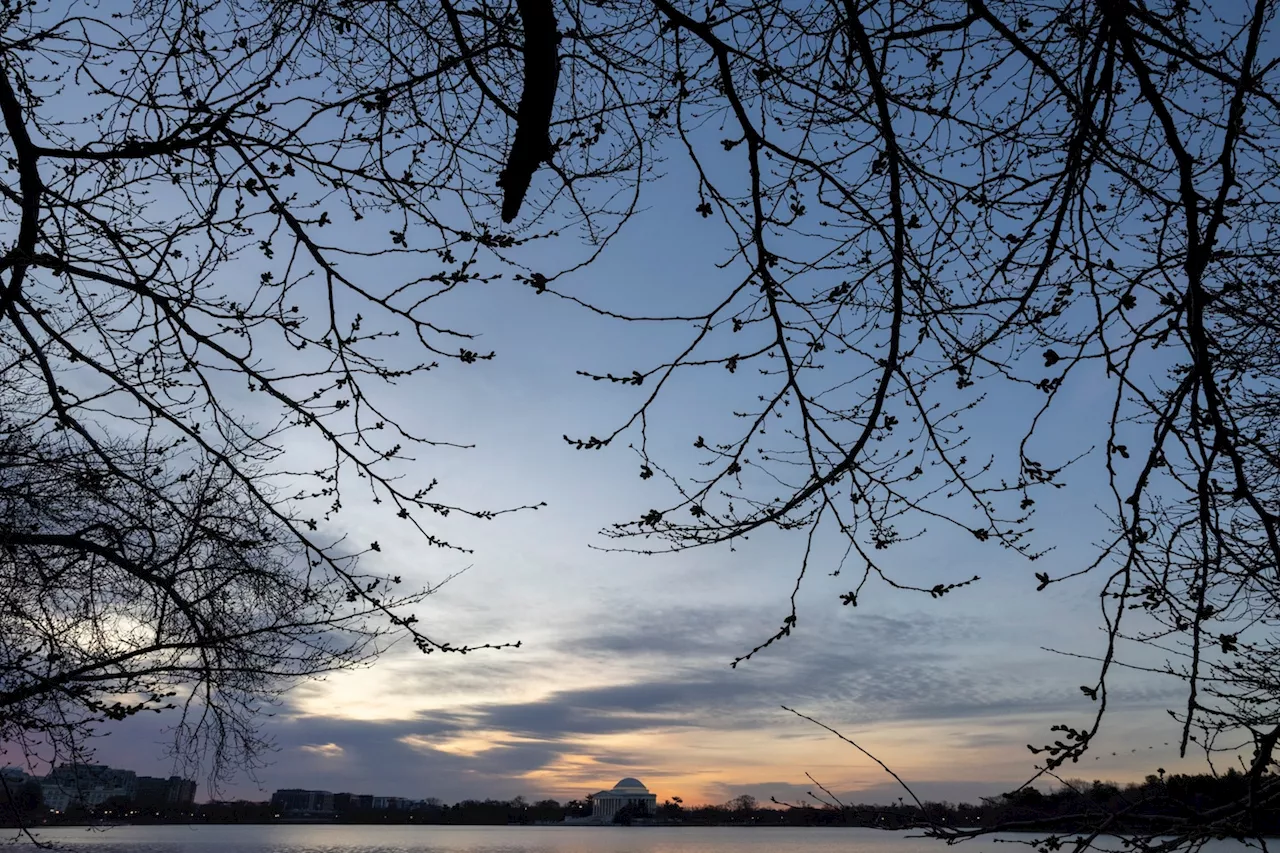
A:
5;1;1280;848
499;0;561;222
541;0;1280;848
0;0;651;785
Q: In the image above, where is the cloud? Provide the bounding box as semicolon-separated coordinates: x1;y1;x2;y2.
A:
239;606;1111;795
425;605;1107;743
87;600;1188;804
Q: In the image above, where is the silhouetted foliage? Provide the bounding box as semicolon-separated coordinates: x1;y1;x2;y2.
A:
656;795;685;821
25;777;1277;834
611;800;651;825
0;411;416;784
0;0;630;786
564;797;593;818
535;0;1280;848
0;777;42;826
182;800;274;824
4;0;1280;849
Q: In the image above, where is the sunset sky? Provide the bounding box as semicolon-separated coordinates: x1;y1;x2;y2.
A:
74;141;1204;810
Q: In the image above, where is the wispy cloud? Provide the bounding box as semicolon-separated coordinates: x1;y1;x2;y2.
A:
209;602;1186;803
87;596;1191;804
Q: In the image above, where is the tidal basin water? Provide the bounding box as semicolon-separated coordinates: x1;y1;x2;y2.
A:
1;826;1259;853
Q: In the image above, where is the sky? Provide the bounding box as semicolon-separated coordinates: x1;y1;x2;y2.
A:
8;4;1216;808
76;157;1205;809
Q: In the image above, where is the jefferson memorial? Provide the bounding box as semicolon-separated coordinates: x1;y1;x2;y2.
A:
590;778;658;820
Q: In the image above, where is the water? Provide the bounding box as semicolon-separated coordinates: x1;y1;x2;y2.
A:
0;826;1258;853
0;825;999;852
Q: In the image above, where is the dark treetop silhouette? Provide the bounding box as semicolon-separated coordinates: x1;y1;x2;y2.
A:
551;0;1280;847
1;0;1279;850
0;0;594;789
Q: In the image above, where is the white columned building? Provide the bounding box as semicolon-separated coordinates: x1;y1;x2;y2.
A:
591;778;658;821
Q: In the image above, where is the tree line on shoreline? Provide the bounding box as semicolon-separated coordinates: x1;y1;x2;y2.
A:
6;771;1277;833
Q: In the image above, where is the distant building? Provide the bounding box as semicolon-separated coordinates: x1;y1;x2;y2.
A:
270;788;334;814
42;764;138;811
372;795;412;810
0;767;31;785
333;792;374;811
0;767;40;813
172;777;197;806
135;776;167;808
334;792;415;811
0;766;33;798
135;775;197;809
590;778;658;821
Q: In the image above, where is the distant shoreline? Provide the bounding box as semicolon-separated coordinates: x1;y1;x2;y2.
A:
11;822;1280;839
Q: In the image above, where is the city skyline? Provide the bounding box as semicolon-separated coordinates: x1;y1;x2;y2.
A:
4;760;1186;814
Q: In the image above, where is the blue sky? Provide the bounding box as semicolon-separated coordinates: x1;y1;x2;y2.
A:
77;158;1203;807
5;1;1218;805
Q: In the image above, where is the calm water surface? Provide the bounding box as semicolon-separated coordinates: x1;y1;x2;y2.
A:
1;826;1256;853
0;825;1010;852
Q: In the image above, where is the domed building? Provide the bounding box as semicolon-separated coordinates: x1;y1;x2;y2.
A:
590;777;658;821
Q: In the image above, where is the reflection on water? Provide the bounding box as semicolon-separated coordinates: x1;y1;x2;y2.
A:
3;825;1261;853
0;825;983;853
